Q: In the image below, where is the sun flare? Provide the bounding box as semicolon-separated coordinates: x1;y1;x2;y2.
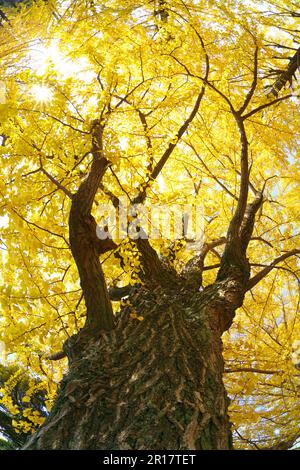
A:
28;41;95;83
30;84;53;103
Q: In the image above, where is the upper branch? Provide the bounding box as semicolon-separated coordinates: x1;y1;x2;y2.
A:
133;36;209;205
267;47;300;98
247;249;300;291
224;367;280;374
71;120;110;217
40;163;73;200
133;85;206;204
216;112;251;283
135;236;176;285
242;94;292;120
225;114;250;243
238;45;259;115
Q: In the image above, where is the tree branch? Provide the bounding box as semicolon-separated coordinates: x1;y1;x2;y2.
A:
182;237;226;289
71;120;110;217
40;165;73;199
108;284;133;301
240;191;264;252
224;367;280;374
217;114;250;283
68;120;115;332
99;183;169;285
133;39;210;205
247;249;300;291
242;94;292;120
133;85;206;204
226;115;250;240
48;351;67;361
238;45;259;115
186;141;238;200
266;433;300;451
267;47;300;98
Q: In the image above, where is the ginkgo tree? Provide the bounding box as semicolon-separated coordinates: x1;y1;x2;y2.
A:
0;0;299;450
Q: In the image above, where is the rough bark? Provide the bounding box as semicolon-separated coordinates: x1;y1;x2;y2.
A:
68;120;116;332
23;279;241;450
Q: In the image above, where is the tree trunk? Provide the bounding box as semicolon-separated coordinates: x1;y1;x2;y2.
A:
23;283;234;450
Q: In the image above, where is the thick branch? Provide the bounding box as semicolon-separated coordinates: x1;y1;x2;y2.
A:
217;115;250;283
72;121;110;217
226;115;249;241
135;231;177;286
267;47;300;98
240;191;264;252
68;120;115;332
108;284;132;301
99;184;169;285
48;351;66;361
182;237;226;289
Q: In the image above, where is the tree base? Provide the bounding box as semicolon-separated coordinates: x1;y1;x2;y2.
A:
24;286;232;450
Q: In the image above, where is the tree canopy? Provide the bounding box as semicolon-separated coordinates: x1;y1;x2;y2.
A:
0;0;299;449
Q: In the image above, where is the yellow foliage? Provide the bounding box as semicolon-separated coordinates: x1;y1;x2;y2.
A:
0;0;299;449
